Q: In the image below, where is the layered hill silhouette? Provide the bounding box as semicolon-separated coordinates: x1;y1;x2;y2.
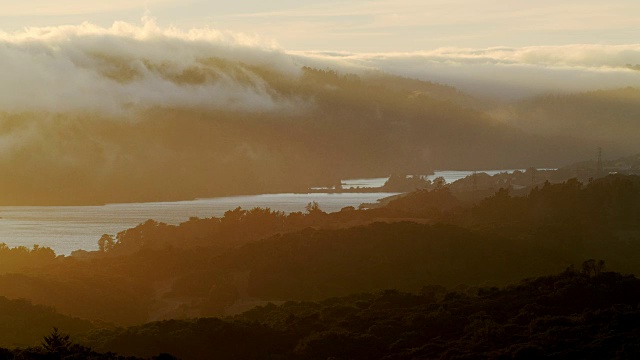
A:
1;174;640;325
1;174;640;357
3;265;640;359
78;267;640;359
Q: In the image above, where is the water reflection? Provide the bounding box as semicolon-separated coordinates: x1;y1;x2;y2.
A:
0;192;397;255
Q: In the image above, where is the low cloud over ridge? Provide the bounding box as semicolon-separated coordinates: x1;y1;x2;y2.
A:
295;45;640;99
0;18;302;115
1;19;640;116
0;19;638;204
0;18;640;115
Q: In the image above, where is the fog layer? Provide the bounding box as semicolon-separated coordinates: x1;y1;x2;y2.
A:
0;18;302;115
297;45;640;99
0;20;638;204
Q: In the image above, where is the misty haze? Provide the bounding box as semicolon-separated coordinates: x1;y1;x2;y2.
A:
1;1;640;359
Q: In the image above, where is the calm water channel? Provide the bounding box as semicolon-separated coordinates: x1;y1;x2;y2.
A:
0;192;396;255
0;169;531;255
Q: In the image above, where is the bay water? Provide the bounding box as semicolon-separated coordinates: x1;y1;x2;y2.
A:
0;169;541;255
0;192;396;255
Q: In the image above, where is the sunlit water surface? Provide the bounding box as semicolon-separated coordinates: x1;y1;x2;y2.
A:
341;169;530;188
0;193;397;255
0;169;551;256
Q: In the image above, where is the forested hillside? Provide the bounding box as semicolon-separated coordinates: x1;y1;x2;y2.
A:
1;266;631;360
1;174;640;357
510;87;640;155
81;267;640;359
1;175;639;326
0;62;603;205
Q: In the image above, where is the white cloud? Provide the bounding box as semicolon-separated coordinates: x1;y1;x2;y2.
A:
4;1;639;52
0;18;303;115
1;17;639;117
293;45;640;99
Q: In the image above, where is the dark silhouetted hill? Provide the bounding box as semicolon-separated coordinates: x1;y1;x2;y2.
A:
2;175;640;327
76;267;640;359
0;296;94;348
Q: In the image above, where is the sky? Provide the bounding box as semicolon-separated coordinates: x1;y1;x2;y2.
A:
2;0;639;52
0;1;639;101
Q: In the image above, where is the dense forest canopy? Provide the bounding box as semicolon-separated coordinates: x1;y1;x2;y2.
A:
1;174;640;323
5;264;640;359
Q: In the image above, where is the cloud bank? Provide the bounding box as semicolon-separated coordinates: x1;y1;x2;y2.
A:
0;18;302;115
1;18;640;117
295;45;640;99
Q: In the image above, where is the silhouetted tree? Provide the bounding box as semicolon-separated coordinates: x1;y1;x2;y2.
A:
98;234;115;252
433;176;446;189
41;327;72;354
582;259;605;277
305;201;324;215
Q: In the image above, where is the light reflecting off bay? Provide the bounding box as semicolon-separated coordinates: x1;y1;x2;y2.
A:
0;192;397;255
341;169;540;189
